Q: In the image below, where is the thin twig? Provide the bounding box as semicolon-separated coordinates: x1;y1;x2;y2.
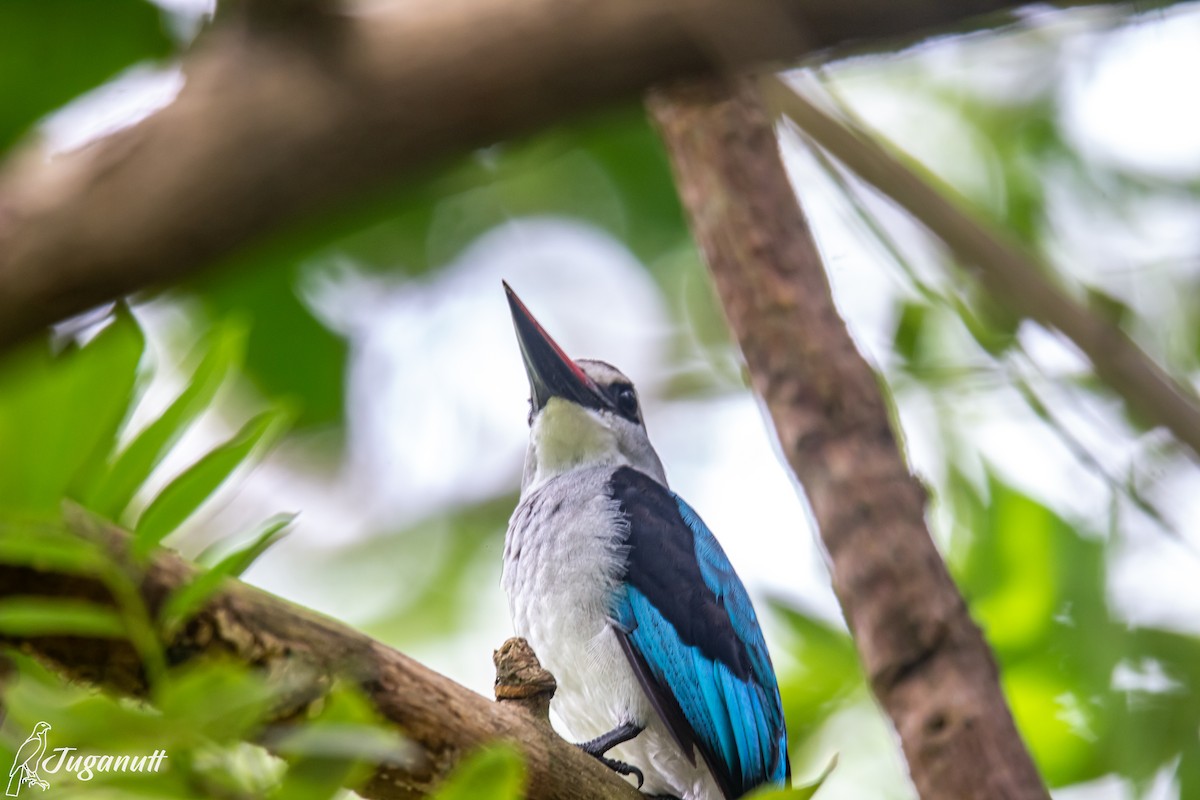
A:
803;128;1179;538
762;75;1200;461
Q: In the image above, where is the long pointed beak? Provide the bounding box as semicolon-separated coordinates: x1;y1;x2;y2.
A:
504;282;605;413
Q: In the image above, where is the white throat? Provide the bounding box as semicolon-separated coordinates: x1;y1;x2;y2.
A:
523;397;667;492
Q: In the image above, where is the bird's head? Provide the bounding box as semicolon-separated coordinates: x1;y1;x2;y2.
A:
33;722;50;735
505;282;666;491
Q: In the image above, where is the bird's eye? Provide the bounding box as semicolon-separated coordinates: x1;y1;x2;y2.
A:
614;385;639;418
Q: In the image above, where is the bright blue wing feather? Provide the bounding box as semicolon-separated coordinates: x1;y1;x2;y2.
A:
611;489;788;798
678;498;778;692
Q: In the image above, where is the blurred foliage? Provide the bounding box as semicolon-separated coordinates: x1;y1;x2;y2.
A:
349;494;518;647
428;745;525;800
190;105;697;430
748;754;837;800
4;2;1200;800
0;0;172;153
0;309;405;797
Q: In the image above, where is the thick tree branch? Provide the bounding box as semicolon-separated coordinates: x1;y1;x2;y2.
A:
760;77;1200;461
649;79;1050;800
0;510;641;800
0;0;1152;351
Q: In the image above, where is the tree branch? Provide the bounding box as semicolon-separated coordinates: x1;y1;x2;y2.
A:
0;509;641;800
648;78;1050;800
760;77;1200;460
0;0;1151;351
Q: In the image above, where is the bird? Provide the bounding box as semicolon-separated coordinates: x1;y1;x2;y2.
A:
6;721;50;797
501;282;789;800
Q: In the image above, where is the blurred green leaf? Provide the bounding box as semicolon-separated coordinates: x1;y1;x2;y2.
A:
159;513;294;634
88;318;248;521
270;724;412;765
574;108;688;265
893;300;929;365
0;0;172;153
352;494;513;647
768;599;861;741
67;307;149;495
1003;662;1096;784
0;308;144;513
961;283;1020;357
967;477;1057;653
0;598;124;637
155;661;277;742
0;520;107;574
1105;629;1200;787
134;408;292;554
946;467;1127;786
269;683;407;800
748;754;836;800
197;265;347;430
1084;287;1134;329
328;106;686;274
429;744;525;800
1178;739;1200;800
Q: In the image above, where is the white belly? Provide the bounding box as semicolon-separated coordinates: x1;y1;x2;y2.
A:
502;471;721;799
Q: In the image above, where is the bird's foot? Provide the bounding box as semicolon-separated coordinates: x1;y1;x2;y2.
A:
577;721;646;789
592;754;645;789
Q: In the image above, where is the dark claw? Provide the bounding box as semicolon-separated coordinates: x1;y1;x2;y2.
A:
575;722;647;789
595;755;644;789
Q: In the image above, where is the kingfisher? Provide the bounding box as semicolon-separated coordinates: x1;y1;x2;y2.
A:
501;283;789;800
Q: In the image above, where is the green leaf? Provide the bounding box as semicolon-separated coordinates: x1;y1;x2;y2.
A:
0;0;173;153
134;408;292;555
1084;287;1133;329
969;477;1057;653
197;261;348;430
155;661;277;742
1106;628;1200;786
87;318;248;520
747;754;836;800
1002;661;1096;785
159;513;293;633
67;305;148;490
351;494;515;647
768;598;861;740
0;308;145;513
0;521;107;574
893;300;928;365
429;744;525;800
271;724;414;766
269;683;409;800
0;598;124;637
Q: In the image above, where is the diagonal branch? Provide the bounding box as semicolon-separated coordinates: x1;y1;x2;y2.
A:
648;78;1050;800
760;77;1200;461
0;509;641;800
0;0;1163;352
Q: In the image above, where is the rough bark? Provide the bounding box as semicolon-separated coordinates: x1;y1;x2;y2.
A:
760;77;1200;461
0;509;640;800
649;79;1050;800
0;0;1151;352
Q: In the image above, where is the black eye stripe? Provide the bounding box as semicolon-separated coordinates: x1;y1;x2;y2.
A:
607;382;639;421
